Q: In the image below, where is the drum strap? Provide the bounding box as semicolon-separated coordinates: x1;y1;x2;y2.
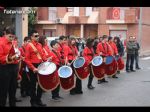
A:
52;49;62;65
59;43;64;56
102;43;109;54
43;48;48;56
108;43;114;55
70;45;77;57
29;43;42;60
89;47;94;58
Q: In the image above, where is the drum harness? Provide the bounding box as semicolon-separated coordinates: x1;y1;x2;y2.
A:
52;49;63;66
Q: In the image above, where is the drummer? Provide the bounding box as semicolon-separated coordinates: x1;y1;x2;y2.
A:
38;35;52;60
96;35;111;84
58;35;67;64
108;36;119;78
25;30;47;107
82;38;95;90
64;37;83;95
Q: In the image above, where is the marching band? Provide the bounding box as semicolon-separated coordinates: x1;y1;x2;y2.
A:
0;27;125;107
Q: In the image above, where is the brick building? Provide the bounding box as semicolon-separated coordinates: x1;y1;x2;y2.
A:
35;7;150;55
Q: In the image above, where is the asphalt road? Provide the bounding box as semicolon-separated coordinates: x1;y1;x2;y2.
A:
11;57;150;106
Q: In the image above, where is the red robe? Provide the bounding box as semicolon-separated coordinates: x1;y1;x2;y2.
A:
25;40;47;71
96;42;112;57
108;41;118;56
63;45;78;63
82;47;95;65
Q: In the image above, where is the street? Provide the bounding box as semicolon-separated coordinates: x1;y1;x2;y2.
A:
14;57;150;106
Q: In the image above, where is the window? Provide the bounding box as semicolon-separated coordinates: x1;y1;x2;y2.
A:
43;29;56;37
48;7;57;21
86;7;92;16
92;7;99;11
67;7;73;12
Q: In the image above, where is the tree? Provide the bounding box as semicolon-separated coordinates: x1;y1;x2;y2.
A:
28;7;37;36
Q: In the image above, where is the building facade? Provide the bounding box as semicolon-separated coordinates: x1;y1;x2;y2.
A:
35;7;150;55
0;7;28;46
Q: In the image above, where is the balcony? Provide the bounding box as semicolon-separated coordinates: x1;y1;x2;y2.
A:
68;16;89;24
106;8;139;24
79;16;89;24
67;11;98;24
68;16;79;24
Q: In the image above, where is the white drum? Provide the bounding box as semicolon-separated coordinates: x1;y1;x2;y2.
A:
38;61;57;75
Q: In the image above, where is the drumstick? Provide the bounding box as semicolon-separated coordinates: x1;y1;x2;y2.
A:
47;56;53;62
69;59;75;66
69;55;79;66
65;57;67;66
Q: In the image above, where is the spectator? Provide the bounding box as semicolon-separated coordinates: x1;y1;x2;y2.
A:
114;36;124;57
126;36;138;73
133;36;141;70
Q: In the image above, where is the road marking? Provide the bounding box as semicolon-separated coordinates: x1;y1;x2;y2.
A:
141;57;150;60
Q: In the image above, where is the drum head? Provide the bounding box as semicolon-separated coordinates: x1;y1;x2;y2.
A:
38;62;57;75
73;57;85;68
58;66;72;78
106;56;114;65
92;56;103;66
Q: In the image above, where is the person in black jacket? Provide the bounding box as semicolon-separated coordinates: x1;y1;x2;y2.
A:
114;36;124;57
76;37;85;56
114;36;124;74
126;36;138;72
93;37;99;54
133;36;141;70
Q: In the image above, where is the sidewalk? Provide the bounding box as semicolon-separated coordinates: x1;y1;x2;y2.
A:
122;51;150;59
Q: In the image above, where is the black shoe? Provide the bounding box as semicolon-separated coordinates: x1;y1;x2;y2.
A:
103;79;109;83
126;70;130;73
117;71;120;74
9;104;16;107
21;92;27;98
26;91;31;96
98;79;108;84
57;96;64;99
75;91;83;94
36;101;46;107
136;67;141;70
88;85;95;90
31;103;38;107
112;75;118;78
15;98;22;102
52;97;61;102
130;70;136;72
98;80;102;84
70;91;76;95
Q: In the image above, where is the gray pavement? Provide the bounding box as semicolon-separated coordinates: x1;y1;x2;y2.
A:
12;57;150;106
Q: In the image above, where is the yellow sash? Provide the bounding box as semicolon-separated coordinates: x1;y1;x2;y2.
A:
29;43;42;60
43;48;48;56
